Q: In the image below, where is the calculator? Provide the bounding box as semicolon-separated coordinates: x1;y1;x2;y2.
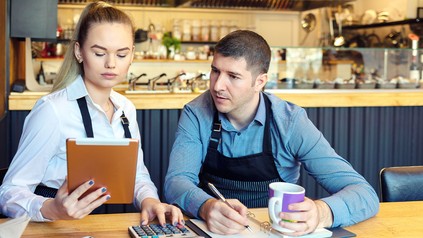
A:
128;223;205;238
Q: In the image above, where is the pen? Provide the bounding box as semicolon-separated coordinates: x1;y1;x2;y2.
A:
207;182;253;232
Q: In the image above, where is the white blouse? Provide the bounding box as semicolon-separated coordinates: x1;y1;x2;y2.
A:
0;76;159;221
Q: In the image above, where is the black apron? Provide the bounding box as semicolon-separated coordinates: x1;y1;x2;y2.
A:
34;97;132;198
199;94;283;208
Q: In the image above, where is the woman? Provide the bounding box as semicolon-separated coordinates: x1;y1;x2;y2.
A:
0;1;183;225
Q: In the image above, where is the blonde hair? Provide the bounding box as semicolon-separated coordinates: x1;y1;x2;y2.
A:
52;1;135;92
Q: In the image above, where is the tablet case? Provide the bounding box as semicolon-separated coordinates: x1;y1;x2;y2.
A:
66;138;139;204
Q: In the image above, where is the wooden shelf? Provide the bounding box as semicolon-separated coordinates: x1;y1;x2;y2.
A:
34;57;212;63
9;89;423;110
343;18;423;30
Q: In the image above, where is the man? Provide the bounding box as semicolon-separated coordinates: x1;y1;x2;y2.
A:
164;30;379;236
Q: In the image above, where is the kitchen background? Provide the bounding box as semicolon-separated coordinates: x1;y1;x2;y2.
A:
2;0;423;204
25;0;423;93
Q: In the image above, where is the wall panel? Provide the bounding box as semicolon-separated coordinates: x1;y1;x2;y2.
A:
7;106;423;213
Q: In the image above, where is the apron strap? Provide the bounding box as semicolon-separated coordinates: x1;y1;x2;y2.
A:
262;94;272;154
120;111;132;138
209;93;272;152
77;97;94;138
209;110;221;150
77;96;132;138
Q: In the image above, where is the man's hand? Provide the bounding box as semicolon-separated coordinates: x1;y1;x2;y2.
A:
275;197;333;237
40;178;109;220
199;198;250;235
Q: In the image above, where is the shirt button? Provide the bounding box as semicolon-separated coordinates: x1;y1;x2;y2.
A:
237;132;241;136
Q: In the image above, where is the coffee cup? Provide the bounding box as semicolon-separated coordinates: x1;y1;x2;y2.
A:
268;182;305;233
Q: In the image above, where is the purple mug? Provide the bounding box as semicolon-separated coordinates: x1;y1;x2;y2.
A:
268;182;305;232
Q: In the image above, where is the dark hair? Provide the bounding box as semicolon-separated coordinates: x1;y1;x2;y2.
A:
214;30;271;76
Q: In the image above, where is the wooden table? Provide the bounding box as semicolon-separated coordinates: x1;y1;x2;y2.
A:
1;201;422;237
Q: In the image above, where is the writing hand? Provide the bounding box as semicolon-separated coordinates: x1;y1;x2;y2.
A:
199;198;250;235
40;178;110;220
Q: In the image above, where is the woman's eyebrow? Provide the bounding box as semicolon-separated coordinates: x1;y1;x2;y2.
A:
90;44;131;51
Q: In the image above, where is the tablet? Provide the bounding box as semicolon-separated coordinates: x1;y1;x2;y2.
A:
66;138;139;204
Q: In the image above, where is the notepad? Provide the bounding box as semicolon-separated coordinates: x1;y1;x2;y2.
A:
187;211;333;238
66;138;139;204
0;215;30;238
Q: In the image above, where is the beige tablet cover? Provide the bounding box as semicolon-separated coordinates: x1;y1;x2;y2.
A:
66;138;139;204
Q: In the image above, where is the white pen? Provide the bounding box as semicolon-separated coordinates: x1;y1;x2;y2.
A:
207;182;253;232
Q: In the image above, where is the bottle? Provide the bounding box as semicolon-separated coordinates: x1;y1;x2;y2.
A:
409;33;420;87
37;62;46;86
409;55;420;87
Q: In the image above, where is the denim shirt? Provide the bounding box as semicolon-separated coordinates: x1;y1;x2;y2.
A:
164;91;379;227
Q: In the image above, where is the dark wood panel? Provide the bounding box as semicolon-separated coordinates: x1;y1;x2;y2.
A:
0;0;6;119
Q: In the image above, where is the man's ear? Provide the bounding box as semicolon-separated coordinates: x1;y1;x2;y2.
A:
255;73;268;92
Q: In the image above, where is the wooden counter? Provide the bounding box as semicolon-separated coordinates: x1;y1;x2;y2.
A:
0;201;421;237
8;89;423;110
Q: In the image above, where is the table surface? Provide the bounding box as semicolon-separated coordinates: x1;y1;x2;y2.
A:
1;201;422;237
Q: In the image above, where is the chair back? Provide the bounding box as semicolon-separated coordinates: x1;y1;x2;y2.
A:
0;167;7;185
380;166;423;202
0;167;7;218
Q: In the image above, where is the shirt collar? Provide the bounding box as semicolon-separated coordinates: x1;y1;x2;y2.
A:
219;92;266;131
66;75;89;101
65;75;123;110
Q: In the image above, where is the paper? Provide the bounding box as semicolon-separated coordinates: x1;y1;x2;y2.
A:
189;216;333;238
0;215;30;238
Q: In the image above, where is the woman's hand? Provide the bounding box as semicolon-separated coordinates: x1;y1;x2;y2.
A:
40;178;110;220
140;197;184;226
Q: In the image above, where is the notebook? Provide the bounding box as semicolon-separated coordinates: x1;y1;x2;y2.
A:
66;138;139;204
0;215;30;238
186;211;334;238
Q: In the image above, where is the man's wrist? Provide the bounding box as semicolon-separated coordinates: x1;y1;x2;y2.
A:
198;198;214;220
315;200;333;228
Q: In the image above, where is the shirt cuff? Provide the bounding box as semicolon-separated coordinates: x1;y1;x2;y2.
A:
321;196;348;227
187;191;213;219
134;189;160;210
31;196;53;222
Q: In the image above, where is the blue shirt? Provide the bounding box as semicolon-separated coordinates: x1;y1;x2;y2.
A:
165;91;379;227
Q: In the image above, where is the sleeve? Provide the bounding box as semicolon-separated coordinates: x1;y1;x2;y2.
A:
0;99;62;221
287;109;379;227
127;104;160;210
164;105;213;218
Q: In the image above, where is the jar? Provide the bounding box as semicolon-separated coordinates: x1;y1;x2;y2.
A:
210;20;219;42
172;19;182;40
201;20;210;41
191;20;201;41
182;19;191;42
186;47;196;60
219;20;229;39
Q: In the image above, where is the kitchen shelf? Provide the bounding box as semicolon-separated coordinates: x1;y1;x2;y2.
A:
34;58;211;63
58;0;354;11
181;41;217;45
343;18;423;30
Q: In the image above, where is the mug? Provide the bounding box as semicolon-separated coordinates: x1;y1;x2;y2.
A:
268;182;305;233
